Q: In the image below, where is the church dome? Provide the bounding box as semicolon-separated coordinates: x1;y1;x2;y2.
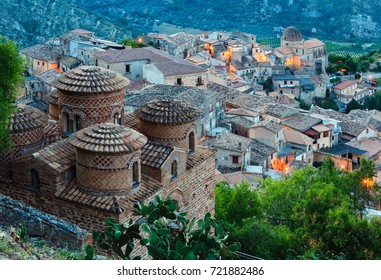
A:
10;105;45;133
69;123;147;154
135;99;202;126
282;26;303;42
52;66;129;94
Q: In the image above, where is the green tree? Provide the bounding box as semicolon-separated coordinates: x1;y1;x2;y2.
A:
364;91;381;111
0;37;24;152
346;98;363;113
215;181;262;225
215;159;381;259
120;38;145;48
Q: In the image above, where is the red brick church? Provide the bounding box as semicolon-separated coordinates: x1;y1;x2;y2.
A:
0;66;215;232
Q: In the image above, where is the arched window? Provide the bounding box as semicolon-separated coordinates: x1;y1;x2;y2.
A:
189;131;195;154
30;169;40;192
132;161;139;188
64;112;73;133
171;161;178;181
114;113;121;125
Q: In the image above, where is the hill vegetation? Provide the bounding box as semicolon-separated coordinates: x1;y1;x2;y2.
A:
74;0;381;42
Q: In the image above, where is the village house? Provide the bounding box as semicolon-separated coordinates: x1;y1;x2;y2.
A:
159;32;198;58
272;74;300;96
0;67;216;244
248;120;284;150
20;44;61;75
199;132;251;174
24;69;60;103
250;139;277;172
94;47;208;88
315;144;368;171
282;114;332;150
333;80;376;107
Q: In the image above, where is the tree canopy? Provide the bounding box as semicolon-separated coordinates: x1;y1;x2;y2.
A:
0;37;24;152
216;158;381;259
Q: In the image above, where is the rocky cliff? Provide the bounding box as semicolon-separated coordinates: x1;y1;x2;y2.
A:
0;0;132;47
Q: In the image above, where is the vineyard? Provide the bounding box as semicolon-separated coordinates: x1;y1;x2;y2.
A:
327;50;367;59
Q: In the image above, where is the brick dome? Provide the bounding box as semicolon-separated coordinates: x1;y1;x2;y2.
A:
135;99;202;125
10;105;45;133
135;99;201;153
52;66;129;94
1;105;46;167
69;123;147;196
282;26;303;42
54;66;129;135
69;123;147;153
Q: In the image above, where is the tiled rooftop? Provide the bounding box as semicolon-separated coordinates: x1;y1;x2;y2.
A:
10;105;45;133
284;128;313;146
53;66;129;94
199;133;252;153
282;114;321;131
253;120;283;133
125;84;223;111
135;99;203;125
69;123;147;153
33;139;75;174
20;44;61;62
141;141;174;169
35;69;60;85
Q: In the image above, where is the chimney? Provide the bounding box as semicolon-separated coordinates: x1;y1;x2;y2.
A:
238;142;242;150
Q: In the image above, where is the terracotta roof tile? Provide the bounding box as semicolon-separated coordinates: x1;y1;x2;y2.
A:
141;141;174;168
69;123;147;153
33;139;76;174
135;99;203;125
52;66;129;94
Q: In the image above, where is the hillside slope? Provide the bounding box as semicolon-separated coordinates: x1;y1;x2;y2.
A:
73;0;381;41
0;0;132;47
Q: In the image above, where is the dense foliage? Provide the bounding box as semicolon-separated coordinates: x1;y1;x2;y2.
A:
73;0;381;42
89;196;239;260
0;37;24;152
327;51;381;74
120;38;145;48
216;159;381;259
363;91;381;112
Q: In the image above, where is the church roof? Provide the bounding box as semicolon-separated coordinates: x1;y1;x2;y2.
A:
52;66;129;94
282;26;303;42
10;105;45;133
135;99;202;125
69;123;147;153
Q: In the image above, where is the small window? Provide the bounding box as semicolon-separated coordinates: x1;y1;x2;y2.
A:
30;169;40;192
95;59;98;66
107;65;109;69
42;62;45;66
125;64;130;73
37;61;40;66
232;156;239;164
323;131;329;137
114;113;122;125
132;162;139;188
284;81;287;85
189;132;195;154
177;78;182;85
171;161;178;181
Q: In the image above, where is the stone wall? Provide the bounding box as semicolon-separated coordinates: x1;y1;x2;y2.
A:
0;194;90;250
